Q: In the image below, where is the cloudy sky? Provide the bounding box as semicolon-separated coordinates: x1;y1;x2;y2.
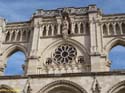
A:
2;0;125;75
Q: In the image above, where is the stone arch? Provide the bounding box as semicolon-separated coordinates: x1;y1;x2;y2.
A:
17;31;21;41
41;38;90;68
3;44;27;61
5;31;10;42
122;23;125;34
80;23;84;33
102;24;108;36
48;25;52;36
37;80;88;93
2;44;27;75
0;84;16;93
11;31;16;41
54;24;57;35
74;23;78;34
115;23;121;35
22;30;27;41
85;22;90;35
109;23;114;35
104;38;125;55
107;80;125;93
43;26;47;36
41;38;89;57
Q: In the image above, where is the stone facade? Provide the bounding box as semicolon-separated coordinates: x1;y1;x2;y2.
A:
0;4;124;93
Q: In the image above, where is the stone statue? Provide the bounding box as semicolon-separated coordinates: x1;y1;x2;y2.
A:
62;16;69;40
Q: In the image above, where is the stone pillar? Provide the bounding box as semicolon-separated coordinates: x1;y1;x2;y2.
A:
56;16;62;35
27;18;41;75
119;23;123;35
88;5;109;72
113;23;116;35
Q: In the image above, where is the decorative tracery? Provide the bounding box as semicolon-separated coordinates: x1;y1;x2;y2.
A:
53;44;77;64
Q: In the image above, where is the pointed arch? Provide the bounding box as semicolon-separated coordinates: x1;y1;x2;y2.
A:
86;22;90;35
22;31;27;41
104;38;125;54
43;26;47;36
103;24;108;36
107;80;125;93
0;84;17;93
75;24;78;34
54;25;57;35
5;31;10;42
37;80;88;93
80;23;84;33
122;23;125;34
3;44;27;59
11;31;16;41
17;31;21;41
109;24;114;35
48;25;52;36
116;23;121;35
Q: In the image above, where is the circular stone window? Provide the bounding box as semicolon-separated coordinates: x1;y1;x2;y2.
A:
53;44;77;64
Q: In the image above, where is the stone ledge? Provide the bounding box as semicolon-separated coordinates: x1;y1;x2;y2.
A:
0;71;125;80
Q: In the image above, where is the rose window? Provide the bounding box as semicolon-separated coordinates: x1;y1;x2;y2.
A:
53;44;77;64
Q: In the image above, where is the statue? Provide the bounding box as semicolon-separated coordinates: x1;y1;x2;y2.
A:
62;16;69;40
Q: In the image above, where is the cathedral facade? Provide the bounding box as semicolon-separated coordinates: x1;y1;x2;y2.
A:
0;4;124;93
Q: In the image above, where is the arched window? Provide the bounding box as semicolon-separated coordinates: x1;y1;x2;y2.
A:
103;24;108;36
54;25;57;35
122;23;125;34
74;24;78;34
4;51;26;75
0;85;16;93
109;24;114;35
116;23;121;35
109;45;125;70
22;31;27;41
5;32;10;42
17;31;21;41
11;31;16;41
86;22;90;35
43;26;46;36
80;23;84;33
48;26;52;36
27;30;31;42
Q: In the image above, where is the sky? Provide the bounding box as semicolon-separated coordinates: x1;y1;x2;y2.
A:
2;0;125;75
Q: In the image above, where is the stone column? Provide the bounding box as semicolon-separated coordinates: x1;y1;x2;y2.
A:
113;23;116;35
119;23;123;35
56;16;62;35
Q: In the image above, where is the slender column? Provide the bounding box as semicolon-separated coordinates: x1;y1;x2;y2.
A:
46;25;49;36
9;31;13;41
71;22;75;34
57;23;61;35
78;22;81;34
40;25;44;36
51;24;54;36
119;23;123;35
15;30;18;41
113;23;116;35
20;30;23;41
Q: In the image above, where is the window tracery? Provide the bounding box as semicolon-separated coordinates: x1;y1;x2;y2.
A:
53;44;77;64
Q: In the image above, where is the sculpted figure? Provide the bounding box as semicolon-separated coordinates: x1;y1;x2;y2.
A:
62;16;69;40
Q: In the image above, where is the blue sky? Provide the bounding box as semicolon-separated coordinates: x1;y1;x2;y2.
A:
0;0;125;22
2;0;125;75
